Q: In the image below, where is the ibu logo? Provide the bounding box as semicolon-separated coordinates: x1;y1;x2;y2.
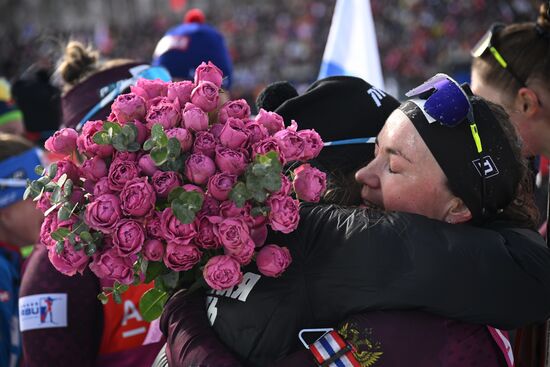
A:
19;293;68;331
472;156;499;178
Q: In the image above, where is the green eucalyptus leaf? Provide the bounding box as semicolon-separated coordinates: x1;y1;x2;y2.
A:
104;121;122;135
73;242;83;251
85;243;97;256
93;131;111;145
171;201;195;224
35;165;45;176
151;124;165;140
168;187;185;203
167;138;181;158
143;139;154;151
55;241;64;254
51;186;62;203
56;173;68;188
229;182;250;208
139;288;169;322
23;186;32;200
51;227;70;241
121;123;137;142
63;179;73;198
97;292;109;305
47;163;58;179
57;204;72;221
68;233;77;245
159;271;179;290
113;290;122;304
127;142;141;152
150;147;168;166
37;176;51;186
80;231;93;243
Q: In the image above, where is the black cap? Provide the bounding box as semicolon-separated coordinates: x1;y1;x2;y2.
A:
255;81;298;112
274;76;400;173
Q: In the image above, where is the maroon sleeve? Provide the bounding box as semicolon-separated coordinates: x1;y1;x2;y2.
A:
19;245;102;367
160;289;243;367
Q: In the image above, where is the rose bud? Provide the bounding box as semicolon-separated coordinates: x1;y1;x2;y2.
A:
113;151;138;162
146;211;163;240
210;123;224;139
298;129;323;161
215;146;248;176
245;122;269;145
89;247;135;285
252;137;285;164
273;125;305;162
250;224;268;248
193;131;218;158
139;154;159;176
190;81;220;112
129;119;148;144
130;78;168;101
203;255;243;290
194;61;224;88
166;128;193;152
292;164;327;203
255;109;284;135
197;195;220;218
120;177;156;217
195;216;222;250
53;159;81;184
167;80;194;106
185;153;216;185
214;217;250;251
44;128;78;155
218;99;251;124
80;156;107;182
219;118;249;150
256;244;292;277
160;207;197;246
93;177;112;197
48;242;89;276
164;243;202;272
143;239;165;262
76;120;114;158
112;219;145;256
266;194;300;234
145;101;181;130
225;237;255;265
108;159;140;191
207;172;237;201
182;102;209;132
182;184;205;195
84;194;122;234
111;93;146;123
152;170;182;198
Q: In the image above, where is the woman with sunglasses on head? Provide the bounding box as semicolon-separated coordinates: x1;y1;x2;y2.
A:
159;75;550;367
18;41;166;367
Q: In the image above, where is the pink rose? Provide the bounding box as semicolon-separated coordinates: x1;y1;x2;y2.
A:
146;211;163;239
193;131;218;158
203;255;243;290
85;194;122;233
182;184;205;194
166;128;193;152
77;120;114;158
266;194;300;233
143;239;165;262
69;187;85;205
163;242;202;271
194;61;224;88
36;192;52;214
215;146;248;176
226;237;255;265
108;159;139;191
167;80;194;106
185;153;216;185
256;244;292;277
276;174;292;196
252;137;285;164
160;207;197;245
195;216;222;250
80;156;107;182
89;247;135;284
197;195;220;218
139;154;159;176
48;242;89;276
219;118;249;149
111;93;146;123
182;102;209;132
44;128;78;155
210;123;224;139
131;120;148;144
207;172;237;201
219;201;252;222
218;99;251;124
120;177;156;217
255;109;285;135
145;102;181;130
273;127;305;162
131;79;168;101
39;213;57;248
298;129;323;161
53;159;80;184
214;217;250;250
190;81;220;112
292;164;327;203
152;170;182;198
245;122;269;145
250;224;268;248
113;151;138;162
112;219;145;256
93;177;112;196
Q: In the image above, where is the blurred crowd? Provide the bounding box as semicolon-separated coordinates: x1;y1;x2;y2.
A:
0;0;541;102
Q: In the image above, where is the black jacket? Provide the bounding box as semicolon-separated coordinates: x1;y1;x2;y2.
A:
164;205;550;366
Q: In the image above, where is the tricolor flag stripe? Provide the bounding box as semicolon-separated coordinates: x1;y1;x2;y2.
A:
318;337;346;367
340;353;362;367
309;343;326;364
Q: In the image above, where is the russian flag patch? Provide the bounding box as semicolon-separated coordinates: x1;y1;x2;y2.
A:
309;330;361;367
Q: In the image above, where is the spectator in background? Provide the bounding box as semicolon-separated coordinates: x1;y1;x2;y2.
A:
11;66;62;145
152;8;233;91
0;78;24;135
0;134;43;367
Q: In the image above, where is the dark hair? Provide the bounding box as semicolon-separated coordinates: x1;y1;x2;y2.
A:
472;3;550;101
0;133;34;161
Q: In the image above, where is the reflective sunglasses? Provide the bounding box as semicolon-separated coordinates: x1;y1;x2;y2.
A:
405;73;488;216
75;65;172;131
471;23;527;87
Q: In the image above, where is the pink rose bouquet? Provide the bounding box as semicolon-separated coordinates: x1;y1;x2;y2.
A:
26;61;327;321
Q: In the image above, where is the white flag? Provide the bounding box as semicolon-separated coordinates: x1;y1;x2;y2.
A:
318;0;385;89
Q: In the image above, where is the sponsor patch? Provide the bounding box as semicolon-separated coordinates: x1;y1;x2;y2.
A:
472;155;499;178
19;293;68;331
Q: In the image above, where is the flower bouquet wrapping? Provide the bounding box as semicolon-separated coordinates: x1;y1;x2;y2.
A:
26;62;327;320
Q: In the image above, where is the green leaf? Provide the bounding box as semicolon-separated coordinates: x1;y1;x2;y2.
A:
63;179;73;199
47;163;58;179
150;147;168;166
139;288;169;322
97;292;109;305
143;139;154;151
51;227;70;241
113;290;122;304
251;206;270;217
56;173;68;188
35;165;45;176
171;201;195;224
167;138;181;158
55;241;64;254
43;201;62;216
167;187;185;203
103;121;122;135
73;242;83;251
144;261;170;284
57;204;72;221
151;124;165;140
85;243;97;256
112;134;128;152
159;271;179;290
68;233;77;245
127;142;141;152
229;182;250;208
121;123;138;142
80;231;93;243
180;191;204;211
93;131;110;145
23;186;32;200
51;186;62;203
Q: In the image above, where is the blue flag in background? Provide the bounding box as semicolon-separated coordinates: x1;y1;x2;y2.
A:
319;0;385;89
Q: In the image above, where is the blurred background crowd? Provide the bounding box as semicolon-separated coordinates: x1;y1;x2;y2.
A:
0;0;541;104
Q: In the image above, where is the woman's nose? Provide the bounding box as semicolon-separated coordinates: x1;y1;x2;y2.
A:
355;160;381;189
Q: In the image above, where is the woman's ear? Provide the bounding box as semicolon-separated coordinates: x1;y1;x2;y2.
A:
444;198;472;224
515;88;542;118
